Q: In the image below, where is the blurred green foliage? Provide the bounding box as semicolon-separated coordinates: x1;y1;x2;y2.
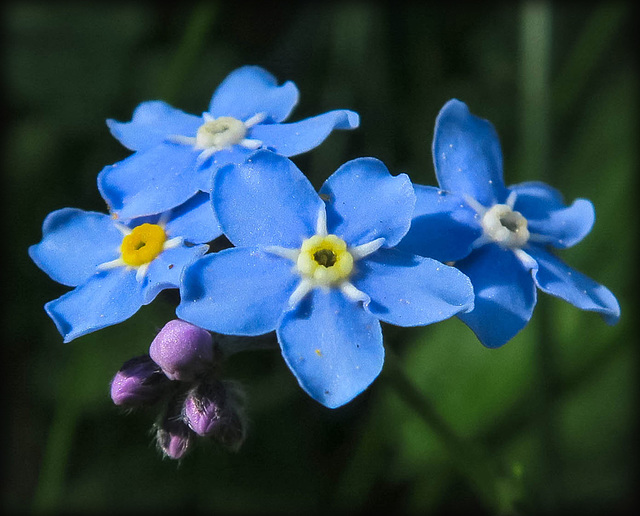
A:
3;1;636;514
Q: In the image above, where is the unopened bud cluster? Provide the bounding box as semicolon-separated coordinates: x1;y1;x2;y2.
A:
110;319;246;459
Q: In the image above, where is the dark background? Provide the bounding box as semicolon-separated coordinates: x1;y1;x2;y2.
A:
3;1;637;514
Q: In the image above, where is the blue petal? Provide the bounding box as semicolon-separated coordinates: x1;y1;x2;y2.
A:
527;246;620;324
177;247;298;336
250;110;360;156
456;244;537;348
29;208;123;287
143;244;209;303
208;66;299;123
45;268;145;342
98;143;208;219
396;184;482;262
277;288;384;408
510;181;595;249
213;150;323;247
352;248;474;327
320;157;415;247
107;101;201;152
164;192;222;244
433;99;508;206
209;145;253;172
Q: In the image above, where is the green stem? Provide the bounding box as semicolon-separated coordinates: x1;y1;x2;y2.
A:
31;380;80;513
383;349;517;514
520;1;559;512
519;0;552;182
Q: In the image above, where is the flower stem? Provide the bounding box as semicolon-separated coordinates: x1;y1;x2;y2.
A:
519;0;552;183
520;1;561;512
31;392;80;513
382;349;518;514
31;347;91;513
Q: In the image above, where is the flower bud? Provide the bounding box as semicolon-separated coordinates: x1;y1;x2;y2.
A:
149;319;214;382
156;417;194;460
155;397;195;460
182;380;246;451
110;355;170;407
182;379;226;437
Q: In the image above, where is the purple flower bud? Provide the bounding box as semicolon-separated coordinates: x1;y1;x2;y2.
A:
149;319;214;382
110;355;170;407
155;395;196;460
155;416;194;460
182;380;226;437
182;380;246;451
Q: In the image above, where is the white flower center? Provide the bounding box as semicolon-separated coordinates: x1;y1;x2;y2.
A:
195;116;247;150
481;203;530;248
167;112;265;165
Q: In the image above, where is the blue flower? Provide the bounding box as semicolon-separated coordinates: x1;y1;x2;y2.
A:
397;99;621;348
29;192;221;342
176;150;474;408
98;65;360;219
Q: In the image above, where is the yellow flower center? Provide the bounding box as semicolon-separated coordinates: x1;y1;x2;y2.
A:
121;223;167;266
296;234;353;285
195;116;247;150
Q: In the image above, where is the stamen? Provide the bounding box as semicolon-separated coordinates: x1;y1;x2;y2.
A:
313;249;337;267
202;112;215;123
505;190;518;209
350;237;385;261
499;211;520;232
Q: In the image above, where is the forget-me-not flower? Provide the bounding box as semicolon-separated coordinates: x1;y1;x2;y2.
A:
29;192;221;342
98;65;359;219
397;99;620;348
176;150;475;408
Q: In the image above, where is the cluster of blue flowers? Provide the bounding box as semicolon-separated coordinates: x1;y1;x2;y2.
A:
30;66;620;423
